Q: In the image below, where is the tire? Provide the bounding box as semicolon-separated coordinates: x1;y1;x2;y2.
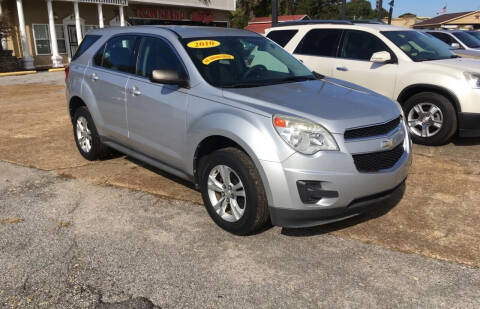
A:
198;147;269;235
403;92;457;146
72;106;109;161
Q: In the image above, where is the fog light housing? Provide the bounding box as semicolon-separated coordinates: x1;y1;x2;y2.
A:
296;180;339;204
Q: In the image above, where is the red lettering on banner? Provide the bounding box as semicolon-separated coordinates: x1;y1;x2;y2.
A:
136;7;186;21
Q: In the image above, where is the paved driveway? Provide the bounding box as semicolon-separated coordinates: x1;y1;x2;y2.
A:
1;162;479;308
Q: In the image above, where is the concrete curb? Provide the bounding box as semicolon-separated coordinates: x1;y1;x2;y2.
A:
48;68;65;72
0;70;37;77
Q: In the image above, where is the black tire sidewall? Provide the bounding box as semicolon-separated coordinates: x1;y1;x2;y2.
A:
73;107;102;161
199;149;263;235
403;92;457;146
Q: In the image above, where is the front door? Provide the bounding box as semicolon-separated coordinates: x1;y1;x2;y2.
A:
126;35;189;169
67;25;79;58
332;30;398;99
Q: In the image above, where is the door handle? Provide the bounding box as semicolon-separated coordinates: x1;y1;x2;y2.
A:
336;66;348;72
90;73;99;81
130;86;141;96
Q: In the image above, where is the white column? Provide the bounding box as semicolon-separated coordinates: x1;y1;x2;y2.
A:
119;6;125;27
46;0;62;67
16;0;34;69
97;4;104;28
73;1;82;44
0;0;8;50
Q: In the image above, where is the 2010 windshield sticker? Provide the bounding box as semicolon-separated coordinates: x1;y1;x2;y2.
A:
202;54;234;65
187;40;220;48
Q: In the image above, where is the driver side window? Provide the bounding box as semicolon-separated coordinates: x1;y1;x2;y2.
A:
136;36;184;78
341;30;390;61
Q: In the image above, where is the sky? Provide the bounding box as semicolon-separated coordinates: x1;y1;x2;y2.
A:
367;0;480;18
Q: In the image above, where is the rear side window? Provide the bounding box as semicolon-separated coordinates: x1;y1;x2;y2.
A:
95;35;137;73
72;35;100;61
136;36;185;78
340;30;390;61
266;30;298;47
294;29;342;57
427;32;457;46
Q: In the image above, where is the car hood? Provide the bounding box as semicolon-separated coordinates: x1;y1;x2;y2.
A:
222;78;401;134
427;57;480;72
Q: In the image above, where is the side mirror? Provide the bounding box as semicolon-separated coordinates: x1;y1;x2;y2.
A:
370;51;392;63
451;42;461;49
150;69;189;88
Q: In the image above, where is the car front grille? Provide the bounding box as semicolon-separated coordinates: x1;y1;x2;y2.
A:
344;117;401;140
352;143;404;173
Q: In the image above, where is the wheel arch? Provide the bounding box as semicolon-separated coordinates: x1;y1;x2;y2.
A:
192;134;274;207
397;84;461;113
69;96;87;123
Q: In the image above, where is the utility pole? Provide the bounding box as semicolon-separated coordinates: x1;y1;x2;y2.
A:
341;0;346;20
377;0;383;21
388;0;394;24
272;0;278;27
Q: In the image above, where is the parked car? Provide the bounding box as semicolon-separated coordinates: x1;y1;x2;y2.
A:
66;26;411;235
425;30;480;51
266;21;480;145
465;30;480;41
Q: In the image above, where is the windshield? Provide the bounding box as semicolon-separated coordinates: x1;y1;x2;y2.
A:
182;36;315;88
452;31;480;48
467;31;480;41
382;30;456;62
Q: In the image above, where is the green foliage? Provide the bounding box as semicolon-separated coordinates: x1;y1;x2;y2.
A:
231;0;389;29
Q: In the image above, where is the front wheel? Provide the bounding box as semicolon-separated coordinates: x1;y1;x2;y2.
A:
199;147;269;235
403;92;457;146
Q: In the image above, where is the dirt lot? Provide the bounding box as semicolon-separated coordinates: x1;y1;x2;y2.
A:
1;72;479;267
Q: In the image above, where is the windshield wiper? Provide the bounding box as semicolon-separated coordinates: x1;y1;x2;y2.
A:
450;55;461;58
313;71;325;79
270;75;317;84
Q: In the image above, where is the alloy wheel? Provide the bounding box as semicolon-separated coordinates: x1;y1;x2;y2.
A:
407;102;443;138
207;165;246;223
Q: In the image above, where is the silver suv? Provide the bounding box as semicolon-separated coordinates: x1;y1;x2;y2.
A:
66;26;411;235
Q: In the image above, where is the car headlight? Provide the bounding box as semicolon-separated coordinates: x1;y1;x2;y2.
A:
464;72;480;89
273;115;339;154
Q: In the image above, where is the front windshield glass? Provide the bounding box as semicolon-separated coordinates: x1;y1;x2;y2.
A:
452;31;480;48
182;36;315;88
382;30;456;62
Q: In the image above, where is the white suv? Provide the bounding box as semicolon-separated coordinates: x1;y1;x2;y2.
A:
265;21;480;145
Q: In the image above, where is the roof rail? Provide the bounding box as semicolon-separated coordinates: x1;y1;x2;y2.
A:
272;19;387;28
272;20;353;27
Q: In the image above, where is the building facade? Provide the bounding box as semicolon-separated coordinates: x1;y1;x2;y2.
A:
0;0;235;70
413;11;480;30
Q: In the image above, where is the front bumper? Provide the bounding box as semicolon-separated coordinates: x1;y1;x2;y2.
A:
459;112;480;137
270;179;406;228
261;125;411;228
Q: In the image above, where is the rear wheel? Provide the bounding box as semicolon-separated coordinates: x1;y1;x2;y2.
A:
73;107;109;160
403;92;457;146
199;147;269;235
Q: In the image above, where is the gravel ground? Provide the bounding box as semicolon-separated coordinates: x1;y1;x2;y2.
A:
1;161;479;308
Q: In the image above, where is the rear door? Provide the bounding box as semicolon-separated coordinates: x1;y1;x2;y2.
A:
84;35;137;143
292;28;342;76
332;30;398;99
125;35;189;169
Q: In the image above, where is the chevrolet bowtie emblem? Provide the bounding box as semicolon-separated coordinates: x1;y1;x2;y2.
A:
381;139;394;150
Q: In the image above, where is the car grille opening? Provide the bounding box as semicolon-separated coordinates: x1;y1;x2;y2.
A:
344;117;401;140
352;143;404;173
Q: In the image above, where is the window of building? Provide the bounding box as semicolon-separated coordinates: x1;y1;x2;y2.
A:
266;30;298;47
294;29;342;57
32;24;67;55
